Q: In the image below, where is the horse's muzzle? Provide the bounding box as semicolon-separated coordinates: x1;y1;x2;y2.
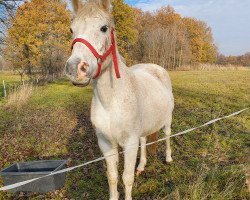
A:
66;57;91;87
72;79;91;87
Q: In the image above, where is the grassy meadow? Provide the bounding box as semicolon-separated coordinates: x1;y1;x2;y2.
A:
0;70;249;200
0;72;29;107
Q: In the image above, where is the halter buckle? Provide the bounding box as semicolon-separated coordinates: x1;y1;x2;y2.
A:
97;57;103;64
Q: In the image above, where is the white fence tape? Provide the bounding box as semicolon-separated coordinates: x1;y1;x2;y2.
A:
0;107;249;191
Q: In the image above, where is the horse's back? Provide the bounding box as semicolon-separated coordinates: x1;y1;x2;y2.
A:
130;63;173;93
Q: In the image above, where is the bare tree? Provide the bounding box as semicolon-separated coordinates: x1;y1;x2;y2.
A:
141;22;191;70
0;55;3;70
0;0;23;52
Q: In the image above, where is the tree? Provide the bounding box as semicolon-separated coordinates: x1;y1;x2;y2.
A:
182;17;217;63
132;6;192;69
0;56;3;70
130;6;218;69
112;0;138;65
4;0;71;81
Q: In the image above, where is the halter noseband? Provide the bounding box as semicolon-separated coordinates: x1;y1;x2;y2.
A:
71;28;120;79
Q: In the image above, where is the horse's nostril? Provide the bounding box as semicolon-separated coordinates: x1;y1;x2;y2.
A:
78;62;89;73
80;65;86;72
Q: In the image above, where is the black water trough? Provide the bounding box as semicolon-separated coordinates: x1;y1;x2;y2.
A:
0;160;67;193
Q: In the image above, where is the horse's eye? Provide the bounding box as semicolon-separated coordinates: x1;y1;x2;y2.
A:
100;25;108;33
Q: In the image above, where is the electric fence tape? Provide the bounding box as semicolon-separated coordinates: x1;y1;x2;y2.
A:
0;107;249;191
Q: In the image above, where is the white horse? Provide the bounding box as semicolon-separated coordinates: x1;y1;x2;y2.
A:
66;0;174;199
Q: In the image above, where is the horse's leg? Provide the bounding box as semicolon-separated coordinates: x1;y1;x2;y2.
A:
123;137;139;200
136;137;147;176
165;114;173;163
97;136;119;200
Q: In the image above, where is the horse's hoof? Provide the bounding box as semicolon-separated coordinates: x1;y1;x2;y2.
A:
166;157;173;163
136;170;144;177
110;197;119;200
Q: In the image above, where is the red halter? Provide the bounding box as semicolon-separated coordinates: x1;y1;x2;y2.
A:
71;28;120;79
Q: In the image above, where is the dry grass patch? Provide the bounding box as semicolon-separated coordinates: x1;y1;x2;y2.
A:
177;64;248;71
5;84;34;109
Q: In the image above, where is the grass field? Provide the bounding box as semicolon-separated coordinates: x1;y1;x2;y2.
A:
0;70;249;200
0;72;29;105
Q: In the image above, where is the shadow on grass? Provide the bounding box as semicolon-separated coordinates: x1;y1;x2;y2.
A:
65;102;109;199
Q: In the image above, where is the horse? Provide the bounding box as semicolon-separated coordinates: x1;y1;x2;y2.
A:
66;0;174;199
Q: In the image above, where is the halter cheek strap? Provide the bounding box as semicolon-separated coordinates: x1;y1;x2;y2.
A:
71;28;120;79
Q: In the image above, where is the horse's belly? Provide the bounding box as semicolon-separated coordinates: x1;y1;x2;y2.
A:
135;74;173;136
141;93;171;136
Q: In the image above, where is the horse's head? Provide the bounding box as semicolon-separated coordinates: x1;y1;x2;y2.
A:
66;0;114;87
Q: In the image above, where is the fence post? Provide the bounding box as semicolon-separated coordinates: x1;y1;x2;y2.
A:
3;80;7;98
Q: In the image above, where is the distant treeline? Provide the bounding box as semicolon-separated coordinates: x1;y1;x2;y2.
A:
217;53;250;67
113;1;218;69
130;6;218;69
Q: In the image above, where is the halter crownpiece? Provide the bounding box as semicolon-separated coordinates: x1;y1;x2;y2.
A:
71;28;120;79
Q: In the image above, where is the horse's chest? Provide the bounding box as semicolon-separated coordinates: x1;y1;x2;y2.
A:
91;98;139;141
91;106;110;135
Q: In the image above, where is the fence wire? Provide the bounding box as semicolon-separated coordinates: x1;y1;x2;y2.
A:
0;107;249;191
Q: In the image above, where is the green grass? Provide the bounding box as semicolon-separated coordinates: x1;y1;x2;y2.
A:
0;71;23;83
0;72;29;105
0;70;249;200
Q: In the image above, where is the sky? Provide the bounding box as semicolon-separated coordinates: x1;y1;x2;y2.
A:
124;0;250;56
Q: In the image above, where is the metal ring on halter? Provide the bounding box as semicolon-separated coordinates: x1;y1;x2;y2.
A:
97;57;103;64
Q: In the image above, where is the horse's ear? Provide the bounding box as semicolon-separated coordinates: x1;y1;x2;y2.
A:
101;0;112;12
72;0;83;13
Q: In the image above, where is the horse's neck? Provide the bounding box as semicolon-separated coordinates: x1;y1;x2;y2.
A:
93;58;128;109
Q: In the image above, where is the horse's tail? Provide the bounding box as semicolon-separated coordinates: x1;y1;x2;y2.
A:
147;132;158;155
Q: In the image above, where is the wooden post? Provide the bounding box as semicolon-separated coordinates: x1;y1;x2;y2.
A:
3;80;7;98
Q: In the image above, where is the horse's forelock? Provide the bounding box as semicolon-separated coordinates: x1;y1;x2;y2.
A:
76;2;112;22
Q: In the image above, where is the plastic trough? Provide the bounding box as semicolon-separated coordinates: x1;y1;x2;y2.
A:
0;160;67;193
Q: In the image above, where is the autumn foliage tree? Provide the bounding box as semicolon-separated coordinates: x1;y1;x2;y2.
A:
183;17;217;64
131;6;217;69
4;0;71;81
132;6;188;69
112;0;138;65
110;3;218;68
